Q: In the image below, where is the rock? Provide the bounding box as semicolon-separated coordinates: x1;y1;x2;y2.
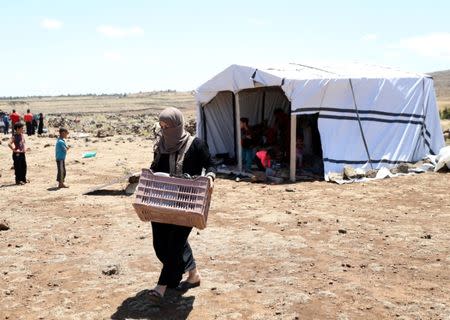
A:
285;188;295;192
343;166;361;179
365;169;377;178
102;264;120;276
0;220;10;231
338;229;347;234
391;163;409;174
327;172;344;182
96;130;113;138
44;143;51;148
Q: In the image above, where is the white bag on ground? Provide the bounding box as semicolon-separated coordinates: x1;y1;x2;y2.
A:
434;146;450;172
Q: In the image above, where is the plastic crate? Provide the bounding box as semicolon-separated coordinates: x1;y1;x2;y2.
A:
132;169;213;229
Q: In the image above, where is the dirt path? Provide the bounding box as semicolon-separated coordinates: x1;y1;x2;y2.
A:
1;135;449;319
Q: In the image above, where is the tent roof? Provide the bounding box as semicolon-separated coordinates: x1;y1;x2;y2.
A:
259;62;430;79
195;62;431;105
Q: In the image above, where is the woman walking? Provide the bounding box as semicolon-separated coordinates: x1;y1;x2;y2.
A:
147;107;215;303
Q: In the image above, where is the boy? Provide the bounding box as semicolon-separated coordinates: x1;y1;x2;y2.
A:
56;128;70;188
240;117;254;172
8;122;28;185
2;112;9;134
9;109;20;135
24;109;33;136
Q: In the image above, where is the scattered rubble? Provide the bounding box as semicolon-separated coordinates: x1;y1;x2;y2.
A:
45;113;196;138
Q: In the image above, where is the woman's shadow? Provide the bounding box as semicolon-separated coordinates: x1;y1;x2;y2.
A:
111;289;195;320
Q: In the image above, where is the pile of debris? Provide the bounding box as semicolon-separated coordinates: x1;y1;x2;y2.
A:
328;153;449;184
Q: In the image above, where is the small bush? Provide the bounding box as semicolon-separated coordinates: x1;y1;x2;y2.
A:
440;107;450;120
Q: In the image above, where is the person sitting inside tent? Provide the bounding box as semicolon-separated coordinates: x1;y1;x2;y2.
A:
256;148;273;171
296;137;304;169
273;108;290;160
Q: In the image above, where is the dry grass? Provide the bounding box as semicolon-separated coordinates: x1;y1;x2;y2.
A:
0;91;196;116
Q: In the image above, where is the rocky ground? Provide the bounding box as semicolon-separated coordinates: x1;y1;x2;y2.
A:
1;129;449;320
44;112;197;138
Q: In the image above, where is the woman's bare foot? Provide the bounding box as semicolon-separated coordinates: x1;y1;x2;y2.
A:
186;268;201;284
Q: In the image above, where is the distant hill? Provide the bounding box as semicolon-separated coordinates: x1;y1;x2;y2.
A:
429;70;450;99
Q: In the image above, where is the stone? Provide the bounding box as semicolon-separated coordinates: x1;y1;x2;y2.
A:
0;219;10;231
338;229;347;234
102;264;120;276
96;130;113;138
343;166;360;179
391;163;409;174
327;172;344;182
365;169;377;178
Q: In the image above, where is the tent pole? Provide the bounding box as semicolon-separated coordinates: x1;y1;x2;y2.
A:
290;113;296;182
232;92;237;160
235;92;243;172
201;105;207;146
261;90;266;123
349;79;373;170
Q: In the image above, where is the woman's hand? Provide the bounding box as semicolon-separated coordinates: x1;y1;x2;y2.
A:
207;176;214;189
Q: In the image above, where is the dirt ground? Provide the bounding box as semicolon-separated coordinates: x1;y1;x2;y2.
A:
1;128;449;320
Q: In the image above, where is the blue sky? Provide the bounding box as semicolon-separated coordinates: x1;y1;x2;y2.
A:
1;0;449;96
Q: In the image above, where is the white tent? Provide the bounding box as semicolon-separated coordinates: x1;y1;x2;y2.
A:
195;63;445;181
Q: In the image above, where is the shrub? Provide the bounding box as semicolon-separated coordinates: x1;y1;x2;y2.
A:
440;107;450;120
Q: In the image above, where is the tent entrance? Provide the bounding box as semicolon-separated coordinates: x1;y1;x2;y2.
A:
295;114;324;179
202;87;324;182
238;86;292;175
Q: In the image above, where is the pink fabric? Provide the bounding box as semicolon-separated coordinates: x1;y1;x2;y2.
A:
256;150;271;168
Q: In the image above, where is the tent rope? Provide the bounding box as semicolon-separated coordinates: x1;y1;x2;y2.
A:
349;79;373;170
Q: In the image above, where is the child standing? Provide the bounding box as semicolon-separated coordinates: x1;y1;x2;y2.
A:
56;127;70;188
240;117;254;172
2;112;9;134
24;109;33;136
8;122;28;185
